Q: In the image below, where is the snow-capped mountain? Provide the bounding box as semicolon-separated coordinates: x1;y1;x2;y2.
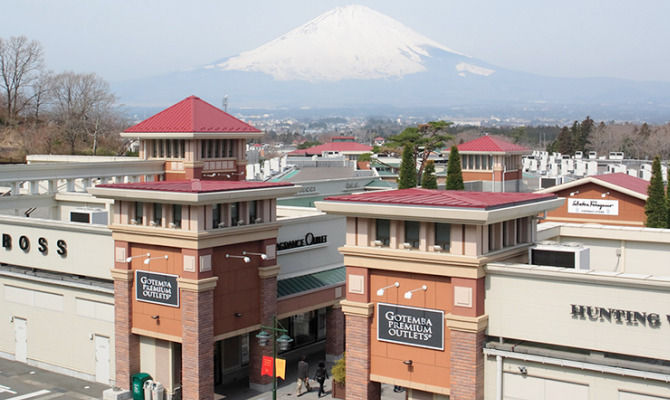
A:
211;5;472;81
114;5;670;120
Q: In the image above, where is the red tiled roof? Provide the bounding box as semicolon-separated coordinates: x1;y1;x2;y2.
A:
593;173;649;196
324;188;556;210
457;136;529;153
96;179;292;193
289;142;372;156
124;96;261;133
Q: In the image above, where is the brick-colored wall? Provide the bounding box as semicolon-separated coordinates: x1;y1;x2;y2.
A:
249;274;277;387
346;313;381;400
326;306;345;358
449;329;485;400
181;288;215;400
114;278;140;390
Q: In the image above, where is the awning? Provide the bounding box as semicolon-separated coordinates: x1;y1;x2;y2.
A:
277;266;345;298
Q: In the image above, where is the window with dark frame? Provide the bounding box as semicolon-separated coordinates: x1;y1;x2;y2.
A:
231;202;240;225
134;202;143;223
376;219;390;246
172;204;182;228
434;223;451;251
153;203;162;226
212;204;222;228
249;200;257;224
404;221;420;248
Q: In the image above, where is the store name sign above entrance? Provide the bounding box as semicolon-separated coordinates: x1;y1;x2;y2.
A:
570;304;670;328
568;199;618;215
136;270;179;307
276;232;327;251
2;233;67;257
377;303;444;351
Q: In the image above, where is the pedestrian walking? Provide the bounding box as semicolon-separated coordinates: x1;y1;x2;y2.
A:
296;355;310;396
314;361;328;398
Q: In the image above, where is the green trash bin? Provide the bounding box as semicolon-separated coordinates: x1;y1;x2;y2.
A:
131;373;152;400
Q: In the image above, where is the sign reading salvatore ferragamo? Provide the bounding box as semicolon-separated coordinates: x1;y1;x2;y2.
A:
135;270;179;307
377;303;444;350
568;199;619;215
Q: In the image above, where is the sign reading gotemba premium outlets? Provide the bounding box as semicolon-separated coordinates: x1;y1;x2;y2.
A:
568;199;619;215
377;303;444;350
135;270;179;307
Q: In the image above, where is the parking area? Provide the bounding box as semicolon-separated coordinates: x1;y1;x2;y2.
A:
0;357;108;400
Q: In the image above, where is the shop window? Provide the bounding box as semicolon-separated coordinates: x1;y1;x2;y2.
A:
249;200;258;224
172;204;182;229
152;203;162;226
404;221;420;248
375;219;390;246
434;223;451;251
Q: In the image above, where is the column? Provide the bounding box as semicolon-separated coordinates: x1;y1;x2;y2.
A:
248;263;279;391
179;277;218;400
446;277;487;400
325;303;345;362
111;241;139;390
341;300;380;400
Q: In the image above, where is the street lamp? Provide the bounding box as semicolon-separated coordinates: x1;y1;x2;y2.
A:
256;315;293;400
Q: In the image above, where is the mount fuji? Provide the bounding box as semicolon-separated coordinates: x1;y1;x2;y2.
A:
114;5;670;120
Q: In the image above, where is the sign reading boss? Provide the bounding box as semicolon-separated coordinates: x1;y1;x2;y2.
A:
377;303;444;350
135;270;179;307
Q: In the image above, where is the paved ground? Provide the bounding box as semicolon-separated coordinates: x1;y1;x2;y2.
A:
0;357;108;399
0;352;406;400
215;351;406;400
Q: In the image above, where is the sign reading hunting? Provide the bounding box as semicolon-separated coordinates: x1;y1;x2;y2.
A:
377;303;444;350
135;270;179;307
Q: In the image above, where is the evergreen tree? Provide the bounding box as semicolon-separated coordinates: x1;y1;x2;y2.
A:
388;120;452;183
446;146;464;190
578;116;594;152
556;126;572;154
398;144;417;189
421;160;437;189
645;156;667;228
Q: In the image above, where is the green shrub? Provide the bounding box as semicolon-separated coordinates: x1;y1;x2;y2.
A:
331;354;346;384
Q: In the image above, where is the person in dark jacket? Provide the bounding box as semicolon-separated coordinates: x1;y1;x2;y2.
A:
296;355;310;396
314;361;329;397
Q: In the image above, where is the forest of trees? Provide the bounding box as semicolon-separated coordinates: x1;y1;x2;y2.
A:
0;35;127;160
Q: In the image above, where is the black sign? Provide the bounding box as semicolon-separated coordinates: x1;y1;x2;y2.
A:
2;233;67;257
377;303;444;350
135;270;179;307
277;232;327;251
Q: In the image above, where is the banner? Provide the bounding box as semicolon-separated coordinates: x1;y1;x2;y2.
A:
261;356;274;377
275;358;286;380
260;356;287;379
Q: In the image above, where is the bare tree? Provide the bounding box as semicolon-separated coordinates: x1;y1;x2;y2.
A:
51;71;117;154
0;36;44;123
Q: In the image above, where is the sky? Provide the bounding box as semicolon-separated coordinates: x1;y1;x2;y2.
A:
2;0;669;83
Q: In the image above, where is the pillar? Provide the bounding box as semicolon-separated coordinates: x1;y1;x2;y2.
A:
179;277;218;400
111;241;139;390
446;277;487;400
325;303;345;362
249;263;279;391
341;300;381;400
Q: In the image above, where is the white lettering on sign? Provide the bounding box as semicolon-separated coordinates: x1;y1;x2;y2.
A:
568;199;619;215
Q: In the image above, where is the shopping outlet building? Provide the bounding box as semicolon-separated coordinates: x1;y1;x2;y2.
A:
1;95;669;400
317;191;670;400
0;96;346;399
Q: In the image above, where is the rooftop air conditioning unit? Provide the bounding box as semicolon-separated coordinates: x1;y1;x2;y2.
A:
69;209;108;225
529;243;590;270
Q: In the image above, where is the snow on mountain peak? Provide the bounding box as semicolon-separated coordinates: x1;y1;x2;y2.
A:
214;5;466;81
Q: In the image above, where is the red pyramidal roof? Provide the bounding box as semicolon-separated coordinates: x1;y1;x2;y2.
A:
289;142;372;156
457;136;529;153
124;96;261;133
324;188;556;210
